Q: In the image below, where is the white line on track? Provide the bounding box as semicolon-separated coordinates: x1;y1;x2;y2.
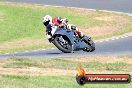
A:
14;52;18;54
5;53;10;55
41;49;46;50
115;37;119;40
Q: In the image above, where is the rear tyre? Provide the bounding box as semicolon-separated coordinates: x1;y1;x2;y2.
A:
53;35;72;53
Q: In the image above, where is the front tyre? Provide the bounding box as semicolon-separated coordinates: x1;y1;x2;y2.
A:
88;40;95;52
53;35;72;53
84;40;95;52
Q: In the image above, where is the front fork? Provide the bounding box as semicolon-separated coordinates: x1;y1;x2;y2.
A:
71;44;74;53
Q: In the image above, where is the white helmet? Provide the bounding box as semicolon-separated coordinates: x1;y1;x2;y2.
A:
43;15;52;26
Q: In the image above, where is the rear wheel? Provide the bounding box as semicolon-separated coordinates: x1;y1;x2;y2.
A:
53;35;72;53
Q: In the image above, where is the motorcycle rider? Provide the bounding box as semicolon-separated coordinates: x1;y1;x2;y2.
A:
43;15;90;42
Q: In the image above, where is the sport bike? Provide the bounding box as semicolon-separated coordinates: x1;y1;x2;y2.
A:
46;26;95;53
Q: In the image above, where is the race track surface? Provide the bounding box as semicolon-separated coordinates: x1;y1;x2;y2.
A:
5;0;132;13
0;36;132;58
0;0;132;58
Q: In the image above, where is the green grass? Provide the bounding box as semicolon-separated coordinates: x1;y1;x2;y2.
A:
0;3;105;42
113;25;132;36
0;4;44;42
0;75;131;88
2;57;132;71
0;57;132;88
0;42;54;54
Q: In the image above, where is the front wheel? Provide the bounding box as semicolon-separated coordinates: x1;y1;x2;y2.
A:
84;40;95;52
53;35;72;53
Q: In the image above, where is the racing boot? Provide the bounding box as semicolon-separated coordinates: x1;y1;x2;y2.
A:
81;35;91;43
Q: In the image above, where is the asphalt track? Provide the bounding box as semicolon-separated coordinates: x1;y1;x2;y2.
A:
5;0;132;13
0;0;132;58
1;36;132;58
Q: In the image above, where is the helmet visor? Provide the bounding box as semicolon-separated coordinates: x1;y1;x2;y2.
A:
43;20;50;26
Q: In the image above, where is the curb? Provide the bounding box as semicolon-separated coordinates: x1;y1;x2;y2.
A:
95;32;132;43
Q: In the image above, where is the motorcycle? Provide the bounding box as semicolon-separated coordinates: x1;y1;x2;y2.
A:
46;25;95;53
